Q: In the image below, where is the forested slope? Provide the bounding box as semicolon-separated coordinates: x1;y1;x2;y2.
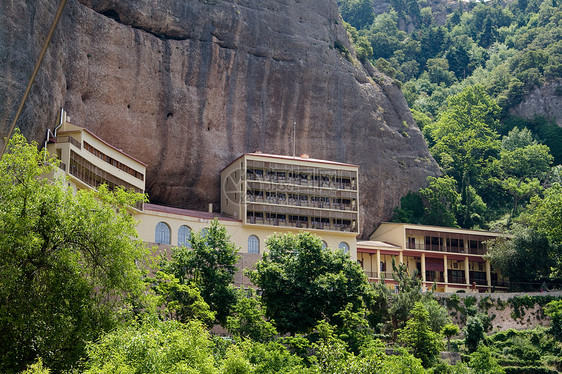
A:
338;0;562;289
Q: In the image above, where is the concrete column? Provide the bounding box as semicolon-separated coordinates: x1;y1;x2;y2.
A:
443;255;448;284
421;253;426;282
399;250;403;265
376;249;381;279
465;256;470;285
486;260;491;287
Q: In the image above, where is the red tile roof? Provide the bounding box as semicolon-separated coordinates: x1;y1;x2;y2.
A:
144;203;241;222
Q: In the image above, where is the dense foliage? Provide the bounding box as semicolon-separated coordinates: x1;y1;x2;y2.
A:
0;133;149;373
339;0;562;260
339;0;562;118
247;232;373;335
161;219;240;326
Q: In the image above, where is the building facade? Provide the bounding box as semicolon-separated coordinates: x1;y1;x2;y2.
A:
45;113;512;293
358;223;508;293
45;112;146;210
220;152;359;256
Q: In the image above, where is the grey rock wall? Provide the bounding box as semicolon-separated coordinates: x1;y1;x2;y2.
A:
0;0;439;238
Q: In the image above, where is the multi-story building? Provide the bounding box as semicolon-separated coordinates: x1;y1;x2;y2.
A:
358;223;508;293
44;112;511;292
220;152;359;256
45;111;146;210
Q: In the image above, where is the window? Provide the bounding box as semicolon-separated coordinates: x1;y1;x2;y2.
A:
248;235;260;254
321;240;328;249
178;225;191;247
155;222;171;244
339;242;349;254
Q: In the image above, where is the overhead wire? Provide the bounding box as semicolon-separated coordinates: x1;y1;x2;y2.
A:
0;0;68;158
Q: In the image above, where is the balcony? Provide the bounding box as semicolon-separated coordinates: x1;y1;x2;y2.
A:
406;243;486;256
426;271;444;283
54;135;81;149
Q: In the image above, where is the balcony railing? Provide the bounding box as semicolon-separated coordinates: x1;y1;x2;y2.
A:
365;271;378;279
426;271;444;283
406;243;486;256
55;135;81;149
448;275;466;284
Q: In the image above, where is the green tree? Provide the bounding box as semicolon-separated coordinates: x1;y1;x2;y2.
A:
82;318;218;374
391;191;425;224
0;132;148;373
494;137;553;218
419;176;461;227
397;302;445;368
149;270;216;326
164;219;240;326
486;228;556;290
332;303;374;354
338;0;375;30
526;183;562;248
421;297;451;334
428;85;501;227
501;127;536;151
247;232;373;335
379;348;426;373
465;315;486;353
374;260;424;332
468;344;505;374
442;323;460;351
545;300;562;341
226;288;278;342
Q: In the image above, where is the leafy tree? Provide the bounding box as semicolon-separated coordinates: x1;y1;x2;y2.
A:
379;348;426;373
501;127;536;151
545;300;562;341
391;191;425;224
0;132;148;373
526;183;562;248
442;324;460;351
468;344;505;374
465;315;486;353
493;134;553;218
428;85;501;227
397;302;445;368
338;0;374;30
237;339;307;374
332;303;374;354
165;219;240;326
20;359;51;374
149;270;216;326
421;297;451;334
226;288;278;342
373;259;425;333
486;228;556;290
419;176;461;227
247;232;373;335
81;318;218;374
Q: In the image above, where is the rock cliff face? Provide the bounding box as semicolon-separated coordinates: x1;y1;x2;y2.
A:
0;0;439;237
510;79;562;128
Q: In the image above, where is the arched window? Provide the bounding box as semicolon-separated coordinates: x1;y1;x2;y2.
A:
155;222;171;244
339;241;349;254
178;225;192;247
248;235;260;254
321;241;328;249
201;228;209;237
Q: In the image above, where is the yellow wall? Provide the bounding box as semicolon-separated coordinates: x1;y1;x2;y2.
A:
47;121;146;193
369;223;406;248
135;207;357;260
